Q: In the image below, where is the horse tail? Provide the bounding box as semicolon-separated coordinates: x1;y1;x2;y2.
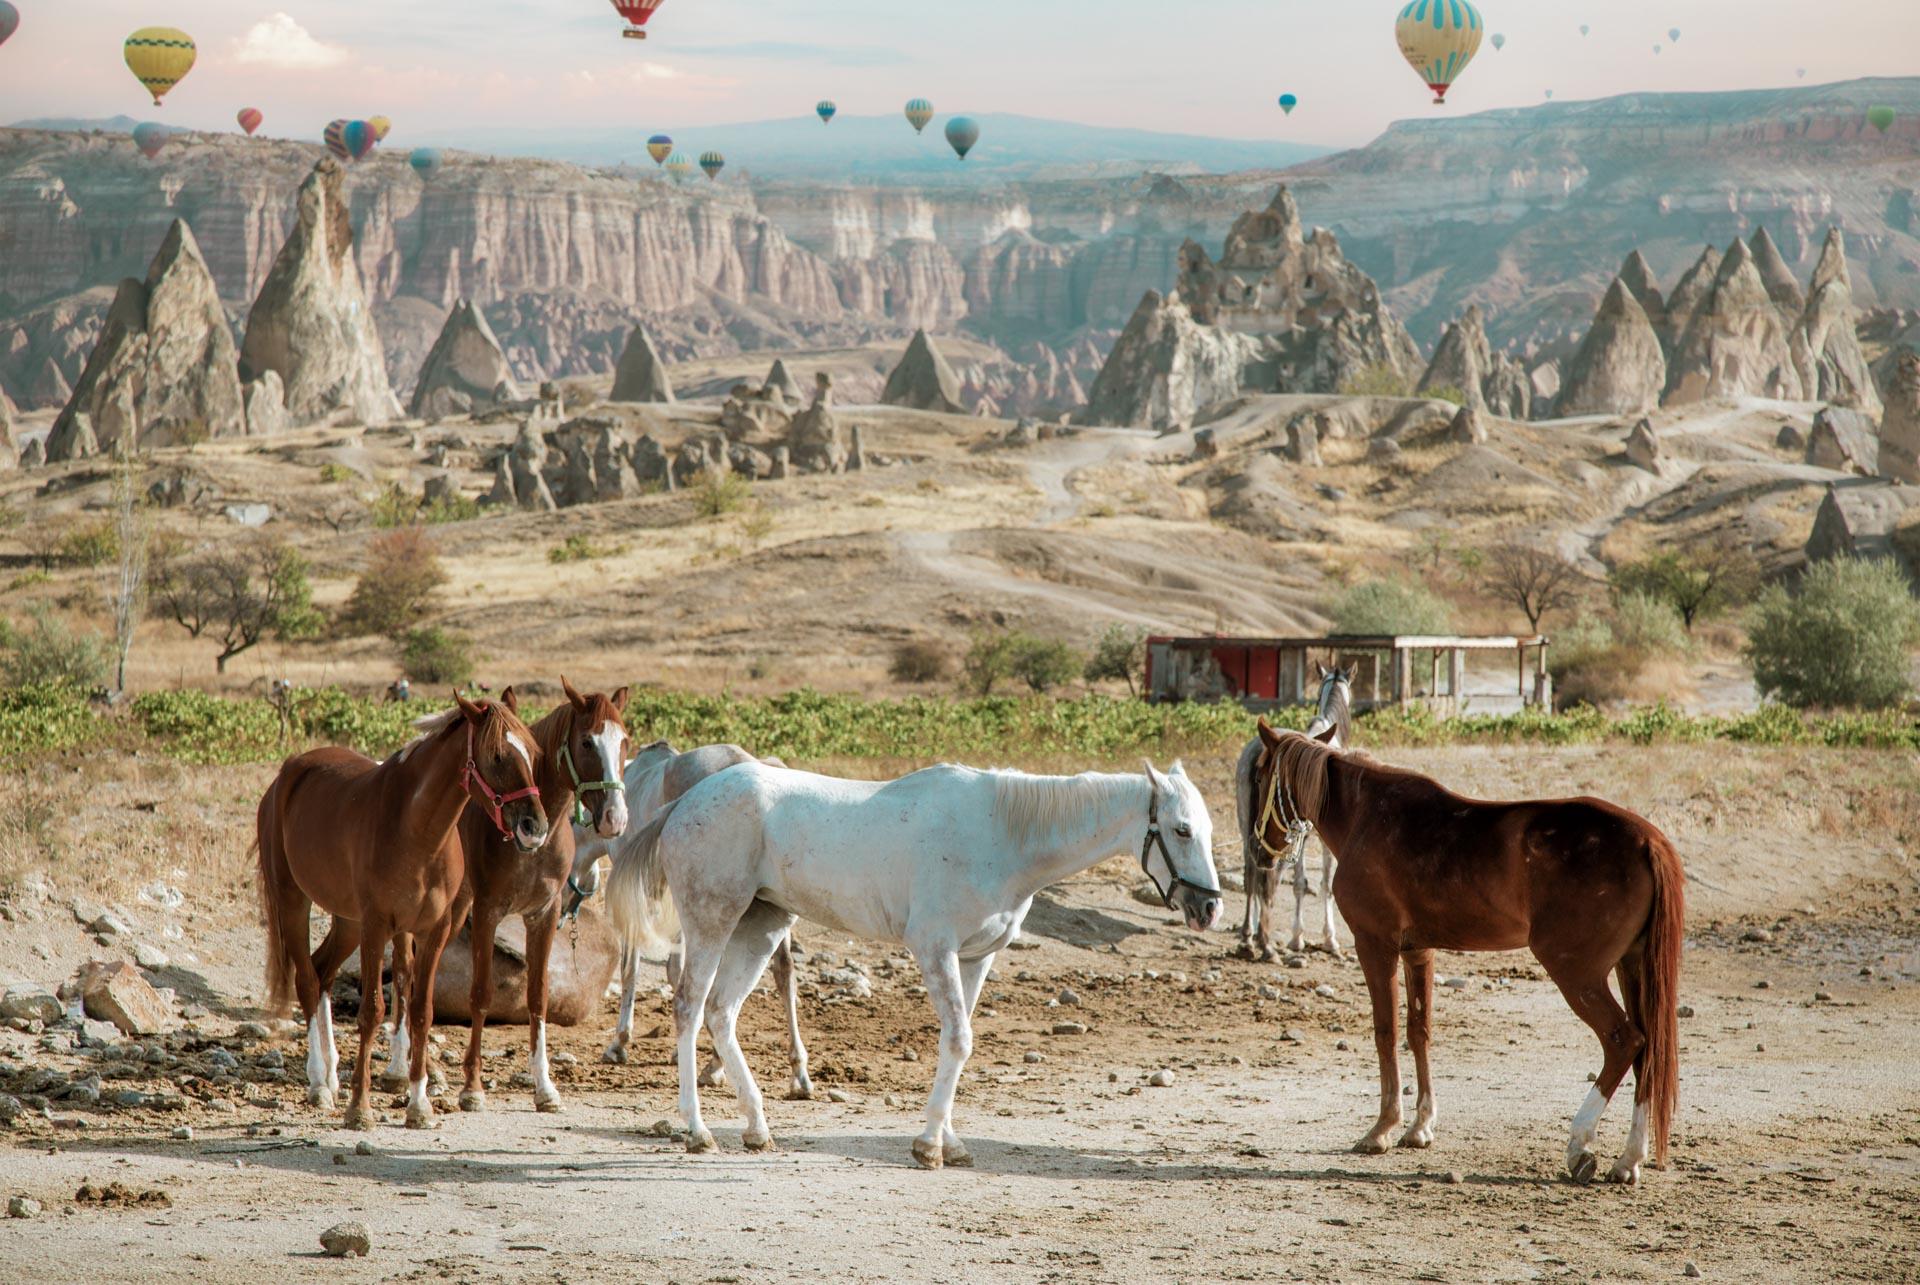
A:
1233;737;1261;875
254;776;296;1019
1639;827;1686;1167
606;796;683;960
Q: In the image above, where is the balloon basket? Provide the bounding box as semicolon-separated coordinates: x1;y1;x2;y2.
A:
622;28;647;40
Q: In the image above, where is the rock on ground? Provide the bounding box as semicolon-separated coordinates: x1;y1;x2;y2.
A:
71;961;169;1036
320;1222;371;1257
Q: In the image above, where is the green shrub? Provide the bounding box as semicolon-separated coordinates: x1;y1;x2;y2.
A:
548;533;625;564
1;605;109;688
961;631;1018;696
1745;557;1920;709
1611;544;1758;631
1083;625;1146;695
1611;591;1689;657
1331;578;1455;636
369;482;419;530
318;462;354;485
342;528;446;639
1008;635;1082;694
58;521;118;569
1421;384;1467;407
421;493;483;525
1338;364;1411;398
401;626;475;686
691;469;750;520
888;639;951;684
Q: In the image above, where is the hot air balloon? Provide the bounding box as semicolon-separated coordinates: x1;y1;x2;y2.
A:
665;151;694;180
369;116;392;143
1278;93;1298;115
323;119;351;160
1395;0;1484;106
1795;67;1807;79
324;119;376;162
410;148;443;180
124;27;196;106
1868;107;1895;134
612;0;664;39
646;134;673;165
1579;24;1590;36
1668;28;1681;42
1491;32;1506;50
816;100;836;124
945;116;979;161
237;108;263;137
132;121;172;159
0;2;19;47
1653;44;1662;55
698;150;725;180
904;98;934;134
1544;89;1555;99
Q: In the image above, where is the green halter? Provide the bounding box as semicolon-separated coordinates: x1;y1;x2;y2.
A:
559;741;623;828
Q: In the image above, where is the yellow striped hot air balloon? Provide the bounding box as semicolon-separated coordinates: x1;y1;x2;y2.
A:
369;116;393;143
1394;1;1484;106
124;27;197;107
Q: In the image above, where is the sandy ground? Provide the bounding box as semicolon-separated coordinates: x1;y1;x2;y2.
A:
2;743;1916;1282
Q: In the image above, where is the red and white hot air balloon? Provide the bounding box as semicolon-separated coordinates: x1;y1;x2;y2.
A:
237;107;263;136
611;0;665;39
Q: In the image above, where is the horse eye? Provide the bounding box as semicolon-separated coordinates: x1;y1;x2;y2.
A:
1175;824;1193;839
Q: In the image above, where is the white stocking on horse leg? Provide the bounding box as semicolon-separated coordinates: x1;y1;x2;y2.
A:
1565;1084;1612;1183
383;995;410;1088
530;1020;559;1111
1609;1099;1650;1185
911;947;975;1170
305;1011;335;1109
773;938;812;1100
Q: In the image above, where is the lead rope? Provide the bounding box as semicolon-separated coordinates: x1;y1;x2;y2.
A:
1255;751;1313;874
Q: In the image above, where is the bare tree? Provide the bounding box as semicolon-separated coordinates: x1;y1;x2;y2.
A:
1482;543;1585;632
106;437;152;694
151;538;322;673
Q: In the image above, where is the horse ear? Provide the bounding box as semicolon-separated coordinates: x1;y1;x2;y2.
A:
455;692;484;722
561;675;585;710
1141;759;1169;793
609;685;630;714
1313;661;1327;680
1256;716;1284;748
1312;723;1339;745
500;685;519;715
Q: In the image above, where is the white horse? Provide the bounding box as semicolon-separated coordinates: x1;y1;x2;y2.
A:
1235;663;1352;959
608;759;1222;1168
567;741;811;1097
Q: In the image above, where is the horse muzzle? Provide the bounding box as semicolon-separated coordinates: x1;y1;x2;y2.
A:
594;794;630;840
511;813;550;853
1181;888;1224;933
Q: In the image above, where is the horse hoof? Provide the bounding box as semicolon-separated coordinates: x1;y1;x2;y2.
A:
1569;1150;1599;1185
308;1086;335;1110
458;1090;487;1113
1396;1128;1433;1150
1257;947;1278;964
742;1129;775;1152
910;1138;944;1170
1352;1135;1391;1156
1607;1161;1640;1186
697;1069;727;1089
405;1108;437;1131
943;1142;973;1168
601;1043;628;1066
535;1097;564;1115
343;1105;373;1132
377;1072;408;1092
684;1128;717;1154
786;1078;814;1101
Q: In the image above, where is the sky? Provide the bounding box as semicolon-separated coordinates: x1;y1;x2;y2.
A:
1;1;1916;153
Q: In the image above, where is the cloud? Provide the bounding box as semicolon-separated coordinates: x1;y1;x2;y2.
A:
671;41;907;68
230;13;349;70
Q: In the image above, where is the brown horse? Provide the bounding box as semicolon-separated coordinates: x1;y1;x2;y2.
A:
384;679;630;1114
1250;720;1683;1184
256;692;548;1129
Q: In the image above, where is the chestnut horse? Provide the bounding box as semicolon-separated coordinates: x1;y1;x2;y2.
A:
382;679;631;1114
1250;720;1683;1184
256;692;549;1129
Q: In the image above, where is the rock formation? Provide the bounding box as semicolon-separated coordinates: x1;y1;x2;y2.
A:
44;410;98;462
1419;307;1492;412
47;219;244;457
788;373;847;473
880;329;965;414
1805;406;1878;476
1617;250;1667;337
1448;404;1488;445
1483;352;1532;420
1747;227;1805;316
1663;238;1801;404
244;372;289;436
1881;349;1920;485
764;359;803;404
1660;245;1721;355
1557;280;1668;416
1789;230;1881;417
240;160;401;427
1625;418;1662;471
1082;187;1419;431
610;324;674;403
1806;481;1920;572
0;393;15;470
410;299;521;420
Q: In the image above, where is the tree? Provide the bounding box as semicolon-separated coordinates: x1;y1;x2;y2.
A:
1083;625;1146;696
1745;557;1920;709
106;436;153;693
1331;578;1455;636
1611;541;1759;632
1482;543;1584;632
1009;634;1082;694
961;630;1017;696
152;538;323;673
342;527;446;638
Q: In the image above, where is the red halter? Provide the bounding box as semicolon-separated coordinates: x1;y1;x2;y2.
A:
461;720;542;840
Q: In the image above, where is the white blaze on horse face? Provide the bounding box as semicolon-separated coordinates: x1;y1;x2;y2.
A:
589;724;630;835
505;730;533;774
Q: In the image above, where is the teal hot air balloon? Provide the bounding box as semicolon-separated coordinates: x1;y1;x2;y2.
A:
816;99;836;124
1491;32;1506;50
664;150;694;180
698;149;725;180
1278;93;1298;115
409;147;443;180
132;121;172;159
904;98;934;133
1579;23;1590;36
944;116;978;161
1669;27;1681;42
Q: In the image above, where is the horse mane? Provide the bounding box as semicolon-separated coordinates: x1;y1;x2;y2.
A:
1271;732;1340;825
990;770;1142;847
392;702;513;764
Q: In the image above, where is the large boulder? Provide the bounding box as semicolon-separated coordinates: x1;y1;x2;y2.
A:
1880;348;1920;485
880;329;965;414
239;160;402;427
0;392;15;471
787;372;847;473
1418;305;1492;411
48;219;245;455
243;371;290;437
1805;406;1879;476
1806;480;1920;572
610;323;675;403
409;299;521;420
1664;238;1802;405
1789;230;1882;418
1558;279;1668;416
1625;418;1662;471
1483;351;1532;420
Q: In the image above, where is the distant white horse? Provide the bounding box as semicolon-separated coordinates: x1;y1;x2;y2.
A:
568;741;810;1096
609;760;1222;1168
1235;663;1352;959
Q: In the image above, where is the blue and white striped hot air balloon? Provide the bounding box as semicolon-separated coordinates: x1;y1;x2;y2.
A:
1394;0;1485;106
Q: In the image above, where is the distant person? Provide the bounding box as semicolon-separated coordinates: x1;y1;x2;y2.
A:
386;678;412;704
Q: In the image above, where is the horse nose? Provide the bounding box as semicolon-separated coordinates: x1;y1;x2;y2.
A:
599;797;630;838
515;815;549;851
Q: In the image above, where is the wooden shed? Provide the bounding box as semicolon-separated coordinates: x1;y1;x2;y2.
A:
1144;634;1551;715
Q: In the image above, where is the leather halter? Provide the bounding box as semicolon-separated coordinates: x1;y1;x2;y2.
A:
461;721;542;841
1139;790;1223;910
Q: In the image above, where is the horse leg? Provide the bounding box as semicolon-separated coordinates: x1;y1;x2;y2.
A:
381;934;416;1090
701;901;795;1151
344;919;390;1131
773;934;813;1100
1398;948;1438;1148
1238;849;1260;959
405;915;457;1130
1319;848;1343;957
310;919;362;1108
273;893;333;1111
461;907;501;1112
1540;954;1645;1185
602;941;639;1065
524;908;564;1113
673;928;730;1153
908;944;975;1170
1352;931;1403;1154
662;943;726;1087
1609;951;1652;1185
1286;848;1310;954
1253;860;1280;962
